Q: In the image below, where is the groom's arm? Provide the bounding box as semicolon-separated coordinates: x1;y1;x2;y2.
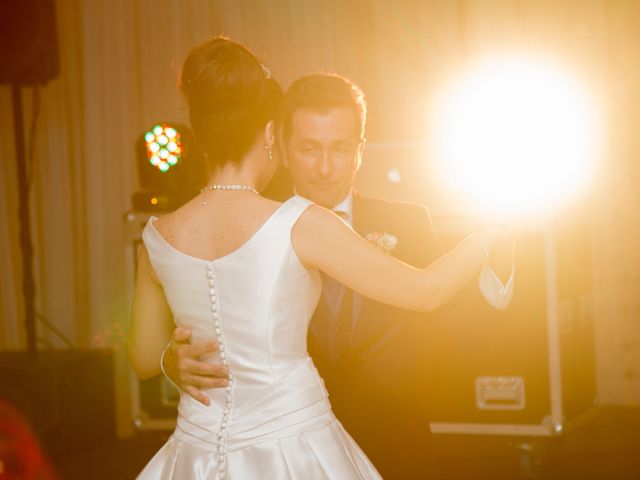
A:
161;327;230;406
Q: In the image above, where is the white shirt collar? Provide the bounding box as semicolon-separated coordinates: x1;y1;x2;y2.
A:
331;192;353;224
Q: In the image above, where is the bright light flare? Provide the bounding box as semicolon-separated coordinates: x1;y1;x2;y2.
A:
432;56;600;217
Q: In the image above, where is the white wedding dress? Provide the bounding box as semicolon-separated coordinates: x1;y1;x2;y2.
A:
137;196;382;479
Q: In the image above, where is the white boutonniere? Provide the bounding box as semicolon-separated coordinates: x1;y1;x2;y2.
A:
365;232;398;254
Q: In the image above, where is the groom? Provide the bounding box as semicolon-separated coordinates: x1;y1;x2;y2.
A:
161;73;515;478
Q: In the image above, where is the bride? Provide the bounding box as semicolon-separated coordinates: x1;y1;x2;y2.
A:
128;36;506;479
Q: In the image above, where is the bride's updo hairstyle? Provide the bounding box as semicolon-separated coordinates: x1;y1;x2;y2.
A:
178;36;283;172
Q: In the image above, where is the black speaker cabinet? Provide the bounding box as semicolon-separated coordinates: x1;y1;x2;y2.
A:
419;220;596;438
0;350;116;457
0;0;60;85
357;143;597;439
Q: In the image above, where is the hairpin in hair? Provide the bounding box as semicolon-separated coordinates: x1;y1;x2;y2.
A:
261;64;271;79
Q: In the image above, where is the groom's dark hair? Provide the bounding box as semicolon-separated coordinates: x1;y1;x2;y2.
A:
282;73;367;142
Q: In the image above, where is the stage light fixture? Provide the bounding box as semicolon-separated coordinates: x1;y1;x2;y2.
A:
431;55;600;218
143;123;183;174
133;122;205;212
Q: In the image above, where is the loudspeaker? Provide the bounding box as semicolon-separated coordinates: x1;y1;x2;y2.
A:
420;224;596;429
0;350;116;458
357;142;597;438
0;0;60;85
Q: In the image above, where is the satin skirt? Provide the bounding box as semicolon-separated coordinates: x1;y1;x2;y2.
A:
136;359;381;479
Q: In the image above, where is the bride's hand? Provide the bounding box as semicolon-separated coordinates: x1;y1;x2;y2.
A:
472;221;522;284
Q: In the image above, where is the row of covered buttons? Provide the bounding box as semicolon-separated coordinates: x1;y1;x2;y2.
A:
207;263;234;479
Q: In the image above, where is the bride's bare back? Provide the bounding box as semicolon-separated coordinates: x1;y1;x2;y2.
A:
153;193;283;263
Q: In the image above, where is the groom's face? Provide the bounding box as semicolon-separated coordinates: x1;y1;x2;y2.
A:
284;107;364;209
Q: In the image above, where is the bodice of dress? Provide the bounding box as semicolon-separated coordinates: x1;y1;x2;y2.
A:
142;196;327;471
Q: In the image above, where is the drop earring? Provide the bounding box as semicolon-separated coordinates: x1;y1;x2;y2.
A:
265;142;273;162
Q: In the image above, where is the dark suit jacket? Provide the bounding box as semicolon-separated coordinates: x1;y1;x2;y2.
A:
264;172;443;477
307;191;443;479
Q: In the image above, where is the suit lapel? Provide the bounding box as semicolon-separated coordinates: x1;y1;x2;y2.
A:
321;273;346;319
350;191;376;334
317;191;382;358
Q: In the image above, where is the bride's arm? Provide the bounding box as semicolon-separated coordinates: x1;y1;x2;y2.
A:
127;245;174;379
293;205;501;312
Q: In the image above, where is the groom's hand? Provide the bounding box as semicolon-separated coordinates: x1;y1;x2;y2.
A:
162;327;230;406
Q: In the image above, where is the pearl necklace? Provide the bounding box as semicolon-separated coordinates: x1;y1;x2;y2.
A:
201;184;259;195
200;184;259;205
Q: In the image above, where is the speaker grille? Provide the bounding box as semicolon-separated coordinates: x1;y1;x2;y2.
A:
0;0;60;85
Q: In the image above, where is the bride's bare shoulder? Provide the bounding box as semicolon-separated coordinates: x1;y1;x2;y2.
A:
296;203;332;226
294;204;349;242
151;197;196;231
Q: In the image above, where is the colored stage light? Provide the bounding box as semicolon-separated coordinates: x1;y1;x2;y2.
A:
431;56;600;217
134;122;207;211
144;123;183;173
